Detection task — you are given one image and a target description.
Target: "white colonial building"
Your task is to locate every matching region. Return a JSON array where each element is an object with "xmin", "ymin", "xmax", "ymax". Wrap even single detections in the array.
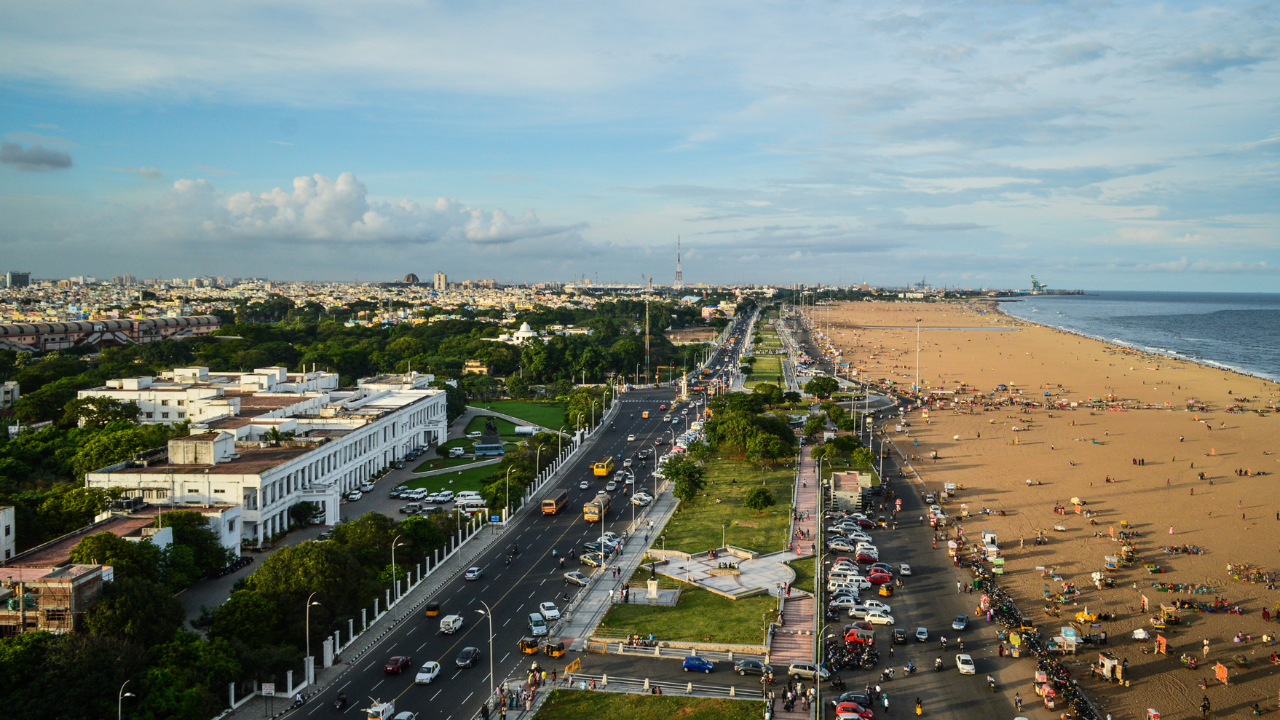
[{"xmin": 85, "ymin": 370, "xmax": 447, "ymax": 546}]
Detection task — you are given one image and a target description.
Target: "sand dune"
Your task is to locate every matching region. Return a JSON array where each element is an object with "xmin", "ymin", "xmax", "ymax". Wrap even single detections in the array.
[{"xmin": 817, "ymin": 300, "xmax": 1280, "ymax": 719}]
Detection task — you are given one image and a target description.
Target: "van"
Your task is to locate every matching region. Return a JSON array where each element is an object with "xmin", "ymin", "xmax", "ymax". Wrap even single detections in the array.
[
  {"xmin": 828, "ymin": 570, "xmax": 862, "ymax": 584},
  {"xmin": 457, "ymin": 491, "xmax": 482, "ymax": 501},
  {"xmin": 528, "ymin": 613, "xmax": 548, "ymax": 636},
  {"xmin": 436, "ymin": 490, "xmax": 455, "ymax": 504},
  {"xmin": 457, "ymin": 497, "xmax": 486, "ymax": 511},
  {"xmin": 440, "ymin": 614, "xmax": 464, "ymax": 634},
  {"xmin": 448, "ymin": 447, "xmax": 466, "ymax": 458}
]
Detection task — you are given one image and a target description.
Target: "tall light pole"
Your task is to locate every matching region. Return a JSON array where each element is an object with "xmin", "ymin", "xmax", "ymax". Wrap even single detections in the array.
[
  {"xmin": 390, "ymin": 536, "xmax": 407, "ymax": 600},
  {"xmin": 476, "ymin": 602, "xmax": 496, "ymax": 703},
  {"xmin": 915, "ymin": 317, "xmax": 922, "ymax": 398},
  {"xmin": 504, "ymin": 466, "xmax": 516, "ymax": 520},
  {"xmin": 557, "ymin": 426, "xmax": 566, "ymax": 457},
  {"xmin": 304, "ymin": 591, "xmax": 322, "ymax": 664},
  {"xmin": 591, "ymin": 400, "xmax": 599, "ymax": 429},
  {"xmin": 118, "ymin": 680, "xmax": 135, "ymax": 720}
]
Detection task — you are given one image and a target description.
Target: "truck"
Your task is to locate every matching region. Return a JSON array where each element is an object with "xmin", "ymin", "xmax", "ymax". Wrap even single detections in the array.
[
  {"xmin": 583, "ymin": 492, "xmax": 610, "ymax": 523},
  {"xmin": 514, "ymin": 425, "xmax": 538, "ymax": 436}
]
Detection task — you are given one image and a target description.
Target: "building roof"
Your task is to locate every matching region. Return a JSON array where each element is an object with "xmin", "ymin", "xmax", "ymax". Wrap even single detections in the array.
[
  {"xmin": 130, "ymin": 445, "xmax": 312, "ymax": 475},
  {"xmin": 171, "ymin": 432, "xmax": 222, "ymax": 442},
  {"xmin": 6, "ymin": 516, "xmax": 155, "ymax": 568}
]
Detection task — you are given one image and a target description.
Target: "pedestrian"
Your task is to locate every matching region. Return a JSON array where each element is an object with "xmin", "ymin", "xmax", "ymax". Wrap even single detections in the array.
[
  {"xmin": 1203, "ymin": 639, "xmax": 1210, "ymax": 658},
  {"xmin": 957, "ymin": 581, "xmax": 962, "ymax": 593},
  {"xmin": 481, "ymin": 703, "xmax": 490, "ymax": 720},
  {"xmin": 883, "ymin": 693, "xmax": 889, "ymax": 713}
]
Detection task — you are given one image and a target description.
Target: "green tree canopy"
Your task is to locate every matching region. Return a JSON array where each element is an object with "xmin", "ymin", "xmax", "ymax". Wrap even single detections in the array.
[
  {"xmin": 743, "ymin": 486, "xmax": 777, "ymax": 511},
  {"xmin": 85, "ymin": 576, "xmax": 185, "ymax": 646},
  {"xmin": 804, "ymin": 376, "xmax": 839, "ymax": 399},
  {"xmin": 59, "ymin": 396, "xmax": 140, "ymax": 429},
  {"xmin": 665, "ymin": 455, "xmax": 707, "ymax": 503},
  {"xmin": 69, "ymin": 531, "xmax": 162, "ymax": 583}
]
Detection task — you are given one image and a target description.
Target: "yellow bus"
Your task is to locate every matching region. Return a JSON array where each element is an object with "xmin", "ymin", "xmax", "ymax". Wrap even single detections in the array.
[
  {"xmin": 541, "ymin": 489, "xmax": 569, "ymax": 515},
  {"xmin": 592, "ymin": 457, "xmax": 615, "ymax": 476}
]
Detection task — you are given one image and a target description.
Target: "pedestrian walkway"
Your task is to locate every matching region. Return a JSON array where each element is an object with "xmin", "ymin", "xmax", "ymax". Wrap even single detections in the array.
[
  {"xmin": 769, "ymin": 594, "xmax": 816, "ymax": 720},
  {"xmin": 792, "ymin": 452, "xmax": 819, "ymax": 556}
]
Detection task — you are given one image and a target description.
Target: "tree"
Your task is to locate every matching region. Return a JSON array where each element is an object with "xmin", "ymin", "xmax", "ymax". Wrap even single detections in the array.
[
  {"xmin": 69, "ymin": 531, "xmax": 162, "ymax": 583},
  {"xmin": 743, "ymin": 486, "xmax": 776, "ymax": 512},
  {"xmin": 752, "ymin": 383, "xmax": 784, "ymax": 406},
  {"xmin": 803, "ymin": 416, "xmax": 826, "ymax": 438},
  {"xmin": 289, "ymin": 501, "xmax": 320, "ymax": 528},
  {"xmin": 804, "ymin": 376, "xmax": 839, "ymax": 400},
  {"xmin": 504, "ymin": 373, "xmax": 529, "ymax": 398},
  {"xmin": 72, "ymin": 423, "xmax": 179, "ymax": 478},
  {"xmin": 85, "ymin": 577, "xmax": 185, "ymax": 646},
  {"xmin": 158, "ymin": 510, "xmax": 234, "ymax": 574},
  {"xmin": 665, "ymin": 455, "xmax": 706, "ymax": 503},
  {"xmin": 782, "ymin": 391, "xmax": 802, "ymax": 405},
  {"xmin": 59, "ymin": 396, "xmax": 140, "ymax": 429}
]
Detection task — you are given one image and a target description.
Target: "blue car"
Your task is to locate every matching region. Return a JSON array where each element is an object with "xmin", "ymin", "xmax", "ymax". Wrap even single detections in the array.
[
  {"xmin": 951, "ymin": 614, "xmax": 969, "ymax": 631},
  {"xmin": 682, "ymin": 655, "xmax": 714, "ymax": 673}
]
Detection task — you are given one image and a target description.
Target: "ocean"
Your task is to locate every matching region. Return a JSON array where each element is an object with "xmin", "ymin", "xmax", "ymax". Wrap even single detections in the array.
[{"xmin": 999, "ymin": 291, "xmax": 1280, "ymax": 382}]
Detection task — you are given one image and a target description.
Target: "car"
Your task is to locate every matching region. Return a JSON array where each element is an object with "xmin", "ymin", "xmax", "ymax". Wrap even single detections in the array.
[
  {"xmin": 654, "ymin": 438, "xmax": 665, "ymax": 446},
  {"xmin": 835, "ymin": 702, "xmax": 874, "ymax": 720},
  {"xmin": 856, "ymin": 552, "xmax": 879, "ymax": 564},
  {"xmin": 659, "ymin": 404, "xmax": 668, "ymax": 411},
  {"xmin": 898, "ymin": 564, "xmax": 912, "ymax": 576},
  {"xmin": 867, "ymin": 573, "xmax": 892, "ymax": 586},
  {"xmin": 734, "ymin": 659, "xmax": 772, "ymax": 676},
  {"xmin": 564, "ymin": 571, "xmax": 589, "ymax": 587},
  {"xmin": 424, "ymin": 492, "xmax": 441, "ymax": 504},
  {"xmin": 846, "ymin": 605, "xmax": 871, "ymax": 619},
  {"xmin": 956, "ymin": 653, "xmax": 976, "ymax": 674},
  {"xmin": 347, "ymin": 491, "xmax": 363, "ymax": 501},
  {"xmin": 623, "ymin": 458, "xmax": 633, "ymax": 467},
  {"xmin": 627, "ymin": 434, "xmax": 636, "ymax": 442},
  {"xmin": 861, "ymin": 599, "xmax": 890, "ymax": 612},
  {"xmin": 466, "ymin": 431, "xmax": 482, "ymax": 439},
  {"xmin": 827, "ymin": 539, "xmax": 856, "ymax": 552},
  {"xmin": 539, "ymin": 602, "xmax": 561, "ymax": 620},
  {"xmin": 869, "ymin": 562, "xmax": 894, "ymax": 575},
  {"xmin": 663, "ymin": 415, "xmax": 672, "ymax": 422},
  {"xmin": 464, "ymin": 566, "xmax": 483, "ymax": 581},
  {"xmin": 456, "ymin": 647, "xmax": 482, "ymax": 668},
  {"xmin": 893, "ymin": 628, "xmax": 908, "ymax": 644},
  {"xmin": 605, "ymin": 481, "xmax": 617, "ymax": 492},
  {"xmin": 579, "ymin": 552, "xmax": 603, "ymax": 567},
  {"xmin": 915, "ymin": 627, "xmax": 929, "ymax": 642},
  {"xmin": 631, "ymin": 493, "xmax": 653, "ymax": 507},
  {"xmin": 392, "ymin": 713, "xmax": 418, "ymax": 720},
  {"xmin": 359, "ymin": 482, "xmax": 375, "ymax": 492},
  {"xmin": 383, "ymin": 655, "xmax": 412, "ymax": 674},
  {"xmin": 848, "ymin": 532, "xmax": 873, "ymax": 544},
  {"xmin": 787, "ymin": 661, "xmax": 829, "ymax": 681},
  {"xmin": 682, "ymin": 655, "xmax": 714, "ymax": 673},
  {"xmin": 952, "ymin": 614, "xmax": 969, "ymax": 631},
  {"xmin": 414, "ymin": 661, "xmax": 441, "ymax": 684},
  {"xmin": 623, "ymin": 473, "xmax": 635, "ymax": 485},
  {"xmin": 831, "ymin": 692, "xmax": 873, "ymax": 709},
  {"xmin": 579, "ymin": 480, "xmax": 590, "ymax": 490},
  {"xmin": 865, "ymin": 610, "xmax": 894, "ymax": 625},
  {"xmin": 846, "ymin": 621, "xmax": 874, "ymax": 633},
  {"xmin": 854, "ymin": 518, "xmax": 876, "ymax": 529},
  {"xmin": 828, "ymin": 596, "xmax": 862, "ymax": 610}
]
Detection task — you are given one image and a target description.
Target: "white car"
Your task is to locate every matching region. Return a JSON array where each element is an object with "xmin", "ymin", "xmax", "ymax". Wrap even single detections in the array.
[
  {"xmin": 865, "ymin": 611, "xmax": 895, "ymax": 626},
  {"xmin": 436, "ymin": 490, "xmax": 455, "ymax": 504},
  {"xmin": 425, "ymin": 492, "xmax": 442, "ymax": 504},
  {"xmin": 605, "ymin": 481, "xmax": 617, "ymax": 492},
  {"xmin": 539, "ymin": 602, "xmax": 561, "ymax": 620},
  {"xmin": 346, "ymin": 491, "xmax": 363, "ymax": 501},
  {"xmin": 579, "ymin": 480, "xmax": 590, "ymax": 490},
  {"xmin": 863, "ymin": 599, "xmax": 891, "ymax": 613},
  {"xmin": 627, "ymin": 434, "xmax": 636, "ymax": 442},
  {"xmin": 415, "ymin": 661, "xmax": 441, "ymax": 684},
  {"xmin": 359, "ymin": 482, "xmax": 375, "ymax": 492},
  {"xmin": 848, "ymin": 532, "xmax": 873, "ymax": 544},
  {"xmin": 899, "ymin": 564, "xmax": 912, "ymax": 576},
  {"xmin": 623, "ymin": 458, "xmax": 633, "ymax": 467},
  {"xmin": 956, "ymin": 654, "xmax": 976, "ymax": 674},
  {"xmin": 632, "ymin": 493, "xmax": 653, "ymax": 507}
]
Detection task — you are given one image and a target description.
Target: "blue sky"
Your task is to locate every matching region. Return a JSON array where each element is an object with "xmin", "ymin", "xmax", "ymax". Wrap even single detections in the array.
[{"xmin": 1, "ymin": 1, "xmax": 1277, "ymax": 290}]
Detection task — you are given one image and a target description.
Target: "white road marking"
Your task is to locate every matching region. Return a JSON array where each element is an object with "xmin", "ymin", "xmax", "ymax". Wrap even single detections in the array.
[
  {"xmin": 468, "ymin": 597, "xmax": 475, "ymax": 605},
  {"xmin": 431, "ymin": 689, "xmax": 443, "ymax": 701},
  {"xmin": 463, "ymin": 692, "xmax": 473, "ymax": 705},
  {"xmin": 503, "ymin": 618, "xmax": 510, "ymax": 627},
  {"xmin": 365, "ymin": 661, "xmax": 376, "ymax": 670},
  {"xmin": 418, "ymin": 642, "xmax": 428, "ymax": 651},
  {"xmin": 452, "ymin": 670, "xmax": 463, "ymax": 679},
  {"xmin": 371, "ymin": 679, "xmax": 384, "ymax": 690},
  {"xmin": 502, "ymin": 652, "xmax": 511, "ymax": 663}
]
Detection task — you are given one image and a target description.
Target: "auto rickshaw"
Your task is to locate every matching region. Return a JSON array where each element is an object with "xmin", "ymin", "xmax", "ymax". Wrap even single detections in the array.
[
  {"xmin": 519, "ymin": 637, "xmax": 541, "ymax": 655},
  {"xmin": 425, "ymin": 602, "xmax": 441, "ymax": 618},
  {"xmin": 879, "ymin": 584, "xmax": 894, "ymax": 597},
  {"xmin": 543, "ymin": 641, "xmax": 566, "ymax": 658}
]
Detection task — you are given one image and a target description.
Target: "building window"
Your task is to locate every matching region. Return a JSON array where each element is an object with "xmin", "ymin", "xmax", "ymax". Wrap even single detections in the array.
[
  {"xmin": 4, "ymin": 524, "xmax": 8, "ymax": 537},
  {"xmin": 214, "ymin": 488, "xmax": 225, "ymax": 494},
  {"xmin": 161, "ymin": 400, "xmax": 170, "ymax": 406},
  {"xmin": 188, "ymin": 488, "xmax": 199, "ymax": 493},
  {"xmin": 161, "ymin": 412, "xmax": 170, "ymax": 419},
  {"xmin": 145, "ymin": 412, "xmax": 154, "ymax": 419},
  {"xmin": 177, "ymin": 400, "xmax": 185, "ymax": 406},
  {"xmin": 3, "ymin": 549, "xmax": 9, "ymax": 560},
  {"xmin": 227, "ymin": 519, "xmax": 236, "ymax": 532},
  {"xmin": 177, "ymin": 411, "xmax": 185, "ymax": 418}
]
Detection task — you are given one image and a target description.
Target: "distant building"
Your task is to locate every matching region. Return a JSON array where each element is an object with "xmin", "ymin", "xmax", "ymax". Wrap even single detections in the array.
[
  {"xmin": 403, "ymin": 273, "xmax": 420, "ymax": 283},
  {"xmin": 0, "ymin": 565, "xmax": 106, "ymax": 635},
  {"xmin": 463, "ymin": 359, "xmax": 490, "ymax": 376},
  {"xmin": 5, "ymin": 271, "xmax": 31, "ymax": 289},
  {"xmin": 1, "ymin": 506, "xmax": 14, "ymax": 562},
  {"xmin": 0, "ymin": 381, "xmax": 17, "ymax": 410},
  {"xmin": 84, "ymin": 369, "xmax": 447, "ymax": 544},
  {"xmin": 434, "ymin": 272, "xmax": 447, "ymax": 291},
  {"xmin": 0, "ymin": 315, "xmax": 220, "ymax": 354}
]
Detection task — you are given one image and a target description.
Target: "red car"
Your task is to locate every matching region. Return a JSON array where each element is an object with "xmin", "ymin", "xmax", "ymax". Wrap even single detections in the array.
[
  {"xmin": 654, "ymin": 438, "xmax": 665, "ymax": 446},
  {"xmin": 846, "ymin": 621, "xmax": 874, "ymax": 632},
  {"xmin": 835, "ymin": 701, "xmax": 874, "ymax": 719},
  {"xmin": 659, "ymin": 404, "xmax": 668, "ymax": 410},
  {"xmin": 867, "ymin": 573, "xmax": 893, "ymax": 585},
  {"xmin": 854, "ymin": 518, "xmax": 877, "ymax": 529},
  {"xmin": 856, "ymin": 552, "xmax": 879, "ymax": 564},
  {"xmin": 383, "ymin": 656, "xmax": 412, "ymax": 674}
]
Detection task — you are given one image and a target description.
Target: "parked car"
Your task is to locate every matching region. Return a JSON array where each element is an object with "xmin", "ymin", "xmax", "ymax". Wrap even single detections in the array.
[
  {"xmin": 865, "ymin": 610, "xmax": 894, "ymax": 625},
  {"xmin": 464, "ymin": 566, "xmax": 483, "ymax": 581},
  {"xmin": 347, "ymin": 491, "xmax": 363, "ymax": 501},
  {"xmin": 631, "ymin": 493, "xmax": 653, "ymax": 507},
  {"xmin": 456, "ymin": 647, "xmax": 482, "ymax": 668},
  {"xmin": 383, "ymin": 656, "xmax": 412, "ymax": 674},
  {"xmin": 539, "ymin": 602, "xmax": 561, "ymax": 620},
  {"xmin": 869, "ymin": 562, "xmax": 894, "ymax": 575},
  {"xmin": 893, "ymin": 629, "xmax": 908, "ymax": 644},
  {"xmin": 682, "ymin": 656, "xmax": 714, "ymax": 673},
  {"xmin": 955, "ymin": 654, "xmax": 975, "ymax": 674},
  {"xmin": 831, "ymin": 692, "xmax": 873, "ymax": 709},
  {"xmin": 863, "ymin": 599, "xmax": 891, "ymax": 613},
  {"xmin": 414, "ymin": 661, "xmax": 441, "ymax": 684},
  {"xmin": 915, "ymin": 627, "xmax": 929, "ymax": 642},
  {"xmin": 579, "ymin": 552, "xmax": 603, "ymax": 567},
  {"xmin": 898, "ymin": 563, "xmax": 912, "ymax": 576},
  {"xmin": 952, "ymin": 614, "xmax": 969, "ymax": 631},
  {"xmin": 563, "ymin": 571, "xmax": 589, "ymax": 587},
  {"xmin": 827, "ymin": 539, "xmax": 857, "ymax": 552},
  {"xmin": 787, "ymin": 661, "xmax": 829, "ymax": 681}
]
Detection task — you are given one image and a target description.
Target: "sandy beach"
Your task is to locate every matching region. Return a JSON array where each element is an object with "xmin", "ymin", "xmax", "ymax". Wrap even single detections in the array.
[{"xmin": 816, "ymin": 300, "xmax": 1280, "ymax": 719}]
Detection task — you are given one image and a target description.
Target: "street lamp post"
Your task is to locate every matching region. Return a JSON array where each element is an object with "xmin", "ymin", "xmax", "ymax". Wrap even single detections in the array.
[
  {"xmin": 118, "ymin": 680, "xmax": 135, "ymax": 720},
  {"xmin": 504, "ymin": 466, "xmax": 516, "ymax": 521},
  {"xmin": 304, "ymin": 592, "xmax": 322, "ymax": 676},
  {"xmin": 915, "ymin": 317, "xmax": 922, "ymax": 397},
  {"xmin": 390, "ymin": 536, "xmax": 407, "ymax": 600},
  {"xmin": 591, "ymin": 400, "xmax": 599, "ymax": 429},
  {"xmin": 476, "ymin": 602, "xmax": 496, "ymax": 704}
]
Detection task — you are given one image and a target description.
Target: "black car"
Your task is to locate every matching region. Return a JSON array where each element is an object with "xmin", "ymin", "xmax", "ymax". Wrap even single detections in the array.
[
  {"xmin": 733, "ymin": 659, "xmax": 773, "ymax": 677},
  {"xmin": 456, "ymin": 647, "xmax": 482, "ymax": 668},
  {"xmin": 893, "ymin": 629, "xmax": 908, "ymax": 644},
  {"xmin": 831, "ymin": 692, "xmax": 872, "ymax": 708}
]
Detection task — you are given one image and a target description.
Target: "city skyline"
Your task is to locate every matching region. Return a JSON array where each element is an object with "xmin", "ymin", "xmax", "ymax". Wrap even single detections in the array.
[{"xmin": 1, "ymin": 1, "xmax": 1278, "ymax": 290}]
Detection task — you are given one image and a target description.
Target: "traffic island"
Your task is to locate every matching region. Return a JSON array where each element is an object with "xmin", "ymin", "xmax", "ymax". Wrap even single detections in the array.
[{"xmin": 537, "ymin": 688, "xmax": 765, "ymax": 720}]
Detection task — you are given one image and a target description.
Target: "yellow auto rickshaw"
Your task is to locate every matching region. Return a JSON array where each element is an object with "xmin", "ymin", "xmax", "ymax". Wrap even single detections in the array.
[
  {"xmin": 879, "ymin": 584, "xmax": 894, "ymax": 597},
  {"xmin": 543, "ymin": 641, "xmax": 566, "ymax": 658},
  {"xmin": 425, "ymin": 602, "xmax": 441, "ymax": 618},
  {"xmin": 519, "ymin": 637, "xmax": 541, "ymax": 655}
]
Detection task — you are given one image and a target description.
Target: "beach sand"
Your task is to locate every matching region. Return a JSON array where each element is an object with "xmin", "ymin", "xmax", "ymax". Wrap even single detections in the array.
[{"xmin": 816, "ymin": 300, "xmax": 1280, "ymax": 719}]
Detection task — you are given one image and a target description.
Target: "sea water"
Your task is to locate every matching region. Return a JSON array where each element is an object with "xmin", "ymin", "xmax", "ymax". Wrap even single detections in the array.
[{"xmin": 1000, "ymin": 291, "xmax": 1280, "ymax": 382}]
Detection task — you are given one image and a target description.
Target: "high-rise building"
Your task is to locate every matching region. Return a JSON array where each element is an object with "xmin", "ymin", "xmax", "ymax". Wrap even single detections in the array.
[
  {"xmin": 434, "ymin": 272, "xmax": 447, "ymax": 291},
  {"xmin": 674, "ymin": 238, "xmax": 683, "ymax": 288},
  {"xmin": 5, "ymin": 271, "xmax": 31, "ymax": 288}
]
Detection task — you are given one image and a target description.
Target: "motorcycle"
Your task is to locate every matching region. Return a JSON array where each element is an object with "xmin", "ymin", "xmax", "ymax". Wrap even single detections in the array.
[
  {"xmin": 334, "ymin": 696, "xmax": 348, "ymax": 711},
  {"xmin": 934, "ymin": 658, "xmax": 944, "ymax": 671},
  {"xmin": 904, "ymin": 663, "xmax": 916, "ymax": 676},
  {"xmin": 987, "ymin": 676, "xmax": 997, "ymax": 693}
]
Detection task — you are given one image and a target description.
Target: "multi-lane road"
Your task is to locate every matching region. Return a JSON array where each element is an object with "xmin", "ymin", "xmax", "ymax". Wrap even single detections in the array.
[{"xmin": 301, "ymin": 317, "xmax": 753, "ymax": 719}]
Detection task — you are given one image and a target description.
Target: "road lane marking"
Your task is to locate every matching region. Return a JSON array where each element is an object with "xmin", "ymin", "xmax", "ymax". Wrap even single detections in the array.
[
  {"xmin": 502, "ymin": 652, "xmax": 510, "ymax": 662},
  {"xmin": 431, "ymin": 689, "xmax": 443, "ymax": 700},
  {"xmin": 452, "ymin": 670, "xmax": 463, "ymax": 679},
  {"xmin": 418, "ymin": 642, "xmax": 428, "ymax": 651},
  {"xmin": 365, "ymin": 661, "xmax": 376, "ymax": 670},
  {"xmin": 372, "ymin": 679, "xmax": 384, "ymax": 690},
  {"xmin": 503, "ymin": 618, "xmax": 510, "ymax": 626},
  {"xmin": 463, "ymin": 692, "xmax": 473, "ymax": 705}
]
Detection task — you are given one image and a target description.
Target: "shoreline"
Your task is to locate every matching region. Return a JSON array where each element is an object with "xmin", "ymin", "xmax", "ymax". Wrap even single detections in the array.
[{"xmin": 991, "ymin": 298, "xmax": 1280, "ymax": 384}]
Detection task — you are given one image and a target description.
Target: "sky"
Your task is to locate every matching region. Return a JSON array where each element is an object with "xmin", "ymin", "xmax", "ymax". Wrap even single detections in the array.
[{"xmin": 1, "ymin": 1, "xmax": 1278, "ymax": 291}]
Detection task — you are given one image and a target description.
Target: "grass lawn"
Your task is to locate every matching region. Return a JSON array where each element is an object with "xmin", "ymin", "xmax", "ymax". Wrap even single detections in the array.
[
  {"xmin": 400, "ymin": 463, "xmax": 500, "ymax": 493},
  {"xmin": 412, "ymin": 455, "xmax": 490, "ymax": 473},
  {"xmin": 596, "ymin": 578, "xmax": 778, "ymax": 645},
  {"xmin": 465, "ymin": 413, "xmax": 519, "ymax": 436},
  {"xmin": 472, "ymin": 400, "xmax": 566, "ymax": 429},
  {"xmin": 786, "ymin": 557, "xmax": 816, "ymax": 594},
  {"xmin": 661, "ymin": 458, "xmax": 794, "ymax": 555},
  {"xmin": 537, "ymin": 690, "xmax": 764, "ymax": 720},
  {"xmin": 745, "ymin": 356, "xmax": 783, "ymax": 388}
]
